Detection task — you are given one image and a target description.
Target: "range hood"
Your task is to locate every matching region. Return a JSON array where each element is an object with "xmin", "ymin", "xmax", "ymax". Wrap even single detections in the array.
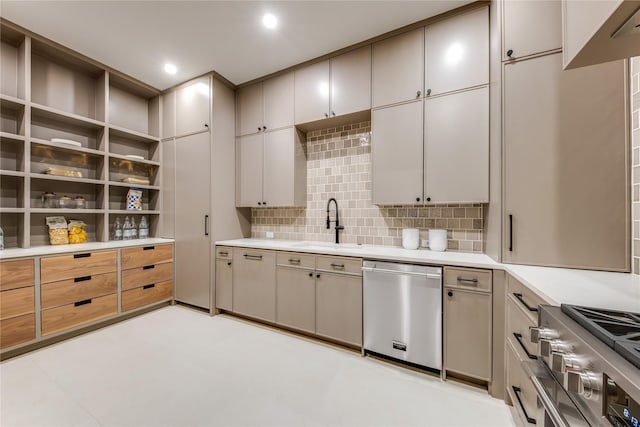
[{"xmin": 563, "ymin": 0, "xmax": 640, "ymax": 70}]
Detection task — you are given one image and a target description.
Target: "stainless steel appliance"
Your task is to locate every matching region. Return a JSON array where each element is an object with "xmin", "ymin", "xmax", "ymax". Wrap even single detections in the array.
[
  {"xmin": 362, "ymin": 260, "xmax": 442, "ymax": 371},
  {"xmin": 527, "ymin": 305, "xmax": 640, "ymax": 426}
]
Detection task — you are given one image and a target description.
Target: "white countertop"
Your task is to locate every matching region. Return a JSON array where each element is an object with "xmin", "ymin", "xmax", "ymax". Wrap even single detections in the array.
[
  {"xmin": 216, "ymin": 238, "xmax": 640, "ymax": 312},
  {"xmin": 0, "ymin": 238, "xmax": 175, "ymax": 259}
]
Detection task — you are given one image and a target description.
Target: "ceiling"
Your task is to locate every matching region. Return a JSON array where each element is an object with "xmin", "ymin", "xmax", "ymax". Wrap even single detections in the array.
[{"xmin": 0, "ymin": 1, "xmax": 472, "ymax": 90}]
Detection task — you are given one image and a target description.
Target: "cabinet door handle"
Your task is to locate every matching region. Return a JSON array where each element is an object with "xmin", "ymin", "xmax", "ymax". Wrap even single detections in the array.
[
  {"xmin": 511, "ymin": 386, "xmax": 536, "ymax": 424},
  {"xmin": 416, "ymin": 197, "xmax": 421, "ymax": 202},
  {"xmin": 331, "ymin": 111, "xmax": 335, "ymax": 116},
  {"xmin": 263, "ymin": 125, "xmax": 267, "ymax": 130},
  {"xmin": 513, "ymin": 333, "xmax": 538, "ymax": 360},
  {"xmin": 324, "ymin": 112, "xmax": 329, "ymax": 118},
  {"xmin": 513, "ymin": 293, "xmax": 538, "ymax": 312},
  {"xmin": 258, "ymin": 127, "xmax": 262, "ymax": 132},
  {"xmin": 143, "ymin": 265, "xmax": 155, "ymax": 270},
  {"xmin": 74, "ymin": 276, "xmax": 91, "ymax": 283},
  {"xmin": 509, "ymin": 214, "xmax": 513, "ymax": 252},
  {"xmin": 316, "ymin": 273, "xmax": 321, "ymax": 278},
  {"xmin": 143, "ymin": 284, "xmax": 156, "ymax": 290},
  {"xmin": 74, "ymin": 299, "xmax": 92, "ymax": 307},
  {"xmin": 74, "ymin": 253, "xmax": 91, "ymax": 259},
  {"xmin": 447, "ymin": 291, "xmax": 453, "ymax": 297},
  {"xmin": 426, "ymin": 197, "xmax": 431, "ymax": 202},
  {"xmin": 506, "ymin": 49, "xmax": 514, "ymax": 58},
  {"xmin": 227, "ymin": 261, "xmax": 232, "ymax": 266},
  {"xmin": 244, "ymin": 254, "xmax": 263, "ymax": 260},
  {"xmin": 416, "ymin": 90, "xmax": 421, "ymax": 97},
  {"xmin": 426, "ymin": 89, "xmax": 431, "ymax": 96},
  {"xmin": 330, "ymin": 263, "xmax": 345, "ymax": 269},
  {"xmin": 288, "ymin": 258, "xmax": 301, "ymax": 264},
  {"xmin": 308, "ymin": 272, "xmax": 313, "ymax": 277},
  {"xmin": 457, "ymin": 277, "xmax": 478, "ymax": 285},
  {"xmin": 143, "ymin": 246, "xmax": 155, "ymax": 251},
  {"xmin": 204, "ymin": 215, "xmax": 209, "ymax": 236},
  {"xmin": 204, "ymin": 123, "xmax": 209, "ymax": 128}
]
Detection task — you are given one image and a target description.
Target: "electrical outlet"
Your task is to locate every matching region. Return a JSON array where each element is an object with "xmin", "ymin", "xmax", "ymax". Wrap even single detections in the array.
[
  {"xmin": 266, "ymin": 231, "xmax": 274, "ymax": 238},
  {"xmin": 421, "ymin": 239, "xmax": 429, "ymax": 248}
]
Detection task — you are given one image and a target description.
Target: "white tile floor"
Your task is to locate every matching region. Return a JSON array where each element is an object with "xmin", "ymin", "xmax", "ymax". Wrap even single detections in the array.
[{"xmin": 1, "ymin": 306, "xmax": 515, "ymax": 427}]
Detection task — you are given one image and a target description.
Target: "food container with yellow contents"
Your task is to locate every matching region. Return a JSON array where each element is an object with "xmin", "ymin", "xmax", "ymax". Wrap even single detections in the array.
[{"xmin": 68, "ymin": 220, "xmax": 88, "ymax": 244}]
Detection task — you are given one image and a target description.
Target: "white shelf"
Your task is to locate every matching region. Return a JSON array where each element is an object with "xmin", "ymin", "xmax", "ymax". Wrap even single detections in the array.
[
  {"xmin": 109, "ymin": 210, "xmax": 160, "ymax": 215},
  {"xmin": 30, "ymin": 208, "xmax": 106, "ymax": 215},
  {"xmin": 0, "ymin": 208, "xmax": 25, "ymax": 214},
  {"xmin": 31, "ymin": 137, "xmax": 106, "ymax": 157},
  {"xmin": 0, "ymin": 94, "xmax": 26, "ymax": 108},
  {"xmin": 30, "ymin": 173, "xmax": 106, "ymax": 186},
  {"xmin": 109, "ymin": 125, "xmax": 160, "ymax": 143},
  {"xmin": 31, "ymin": 102, "xmax": 106, "ymax": 130},
  {"xmin": 0, "ymin": 132, "xmax": 26, "ymax": 142},
  {"xmin": 0, "ymin": 170, "xmax": 25, "ymax": 178},
  {"xmin": 108, "ymin": 181, "xmax": 160, "ymax": 191},
  {"xmin": 108, "ymin": 153, "xmax": 159, "ymax": 167}
]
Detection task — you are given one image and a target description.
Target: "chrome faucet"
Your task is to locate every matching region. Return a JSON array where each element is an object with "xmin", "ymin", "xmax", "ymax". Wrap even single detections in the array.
[{"xmin": 326, "ymin": 198, "xmax": 344, "ymax": 244}]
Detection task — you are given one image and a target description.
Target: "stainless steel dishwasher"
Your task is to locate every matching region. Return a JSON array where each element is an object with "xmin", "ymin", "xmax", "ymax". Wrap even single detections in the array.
[{"xmin": 362, "ymin": 260, "xmax": 442, "ymax": 371}]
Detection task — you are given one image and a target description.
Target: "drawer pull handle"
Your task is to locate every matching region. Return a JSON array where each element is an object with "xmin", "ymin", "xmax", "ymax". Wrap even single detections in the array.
[
  {"xmin": 511, "ymin": 386, "xmax": 536, "ymax": 424},
  {"xmin": 219, "ymin": 251, "xmax": 228, "ymax": 256},
  {"xmin": 457, "ymin": 277, "xmax": 478, "ymax": 285},
  {"xmin": 73, "ymin": 253, "xmax": 91, "ymax": 259},
  {"xmin": 244, "ymin": 254, "xmax": 262, "ymax": 260},
  {"xmin": 330, "ymin": 263, "xmax": 345, "ymax": 268},
  {"xmin": 74, "ymin": 276, "xmax": 91, "ymax": 283},
  {"xmin": 143, "ymin": 265, "xmax": 155, "ymax": 270},
  {"xmin": 143, "ymin": 284, "xmax": 156, "ymax": 290},
  {"xmin": 513, "ymin": 333, "xmax": 538, "ymax": 360},
  {"xmin": 143, "ymin": 246, "xmax": 155, "ymax": 251},
  {"xmin": 514, "ymin": 292, "xmax": 538, "ymax": 312},
  {"xmin": 74, "ymin": 299, "xmax": 92, "ymax": 307},
  {"xmin": 288, "ymin": 258, "xmax": 301, "ymax": 264}
]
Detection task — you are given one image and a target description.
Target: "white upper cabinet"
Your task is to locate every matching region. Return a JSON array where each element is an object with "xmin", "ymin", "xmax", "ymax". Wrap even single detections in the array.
[
  {"xmin": 175, "ymin": 76, "xmax": 210, "ymax": 137},
  {"xmin": 425, "ymin": 7, "xmax": 489, "ymax": 96},
  {"xmin": 372, "ymin": 28, "xmax": 424, "ymax": 108},
  {"xmin": 263, "ymin": 72, "xmax": 294, "ymax": 132},
  {"xmin": 424, "ymin": 86, "xmax": 488, "ymax": 203},
  {"xmin": 330, "ymin": 46, "xmax": 372, "ymax": 117},
  {"xmin": 236, "ymin": 81, "xmax": 263, "ymax": 136},
  {"xmin": 294, "ymin": 60, "xmax": 330, "ymax": 124},
  {"xmin": 237, "ymin": 72, "xmax": 294, "ymax": 137},
  {"xmin": 503, "ymin": 0, "xmax": 562, "ymax": 60},
  {"xmin": 236, "ymin": 133, "xmax": 264, "ymax": 207}
]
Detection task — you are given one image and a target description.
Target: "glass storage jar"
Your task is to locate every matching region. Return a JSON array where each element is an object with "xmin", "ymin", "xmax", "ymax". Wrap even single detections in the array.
[
  {"xmin": 42, "ymin": 192, "xmax": 56, "ymax": 209},
  {"xmin": 73, "ymin": 196, "xmax": 86, "ymax": 209},
  {"xmin": 58, "ymin": 195, "xmax": 72, "ymax": 209}
]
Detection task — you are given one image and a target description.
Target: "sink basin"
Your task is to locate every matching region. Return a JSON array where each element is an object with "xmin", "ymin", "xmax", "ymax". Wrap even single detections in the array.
[{"xmin": 291, "ymin": 241, "xmax": 363, "ymax": 251}]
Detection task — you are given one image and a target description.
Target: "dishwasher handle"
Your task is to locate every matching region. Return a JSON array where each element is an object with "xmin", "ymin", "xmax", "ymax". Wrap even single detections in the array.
[{"xmin": 362, "ymin": 266, "xmax": 441, "ymax": 280}]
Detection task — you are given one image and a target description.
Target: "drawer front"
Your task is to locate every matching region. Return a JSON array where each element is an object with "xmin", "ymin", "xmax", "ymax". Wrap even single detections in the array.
[
  {"xmin": 121, "ymin": 262, "xmax": 173, "ymax": 291},
  {"xmin": 316, "ymin": 255, "xmax": 362, "ymax": 276},
  {"xmin": 0, "ymin": 287, "xmax": 35, "ymax": 320},
  {"xmin": 276, "ymin": 252, "xmax": 315, "ymax": 269},
  {"xmin": 41, "ymin": 272, "xmax": 117, "ymax": 310},
  {"xmin": 507, "ymin": 274, "xmax": 546, "ymax": 324},
  {"xmin": 506, "ymin": 340, "xmax": 538, "ymax": 426},
  {"xmin": 215, "ymin": 246, "xmax": 233, "ymax": 260},
  {"xmin": 0, "ymin": 313, "xmax": 35, "ymax": 349},
  {"xmin": 507, "ymin": 295, "xmax": 539, "ymax": 362},
  {"xmin": 122, "ymin": 280, "xmax": 173, "ymax": 312},
  {"xmin": 444, "ymin": 266, "xmax": 492, "ymax": 292},
  {"xmin": 42, "ymin": 293, "xmax": 117, "ymax": 336},
  {"xmin": 41, "ymin": 251, "xmax": 117, "ymax": 284},
  {"xmin": 0, "ymin": 259, "xmax": 35, "ymax": 291},
  {"xmin": 121, "ymin": 244, "xmax": 173, "ymax": 270}
]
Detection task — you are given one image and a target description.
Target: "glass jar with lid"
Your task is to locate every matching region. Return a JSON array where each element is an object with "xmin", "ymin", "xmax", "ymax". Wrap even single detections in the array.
[
  {"xmin": 58, "ymin": 195, "xmax": 72, "ymax": 209},
  {"xmin": 42, "ymin": 192, "xmax": 56, "ymax": 209},
  {"xmin": 73, "ymin": 196, "xmax": 86, "ymax": 209}
]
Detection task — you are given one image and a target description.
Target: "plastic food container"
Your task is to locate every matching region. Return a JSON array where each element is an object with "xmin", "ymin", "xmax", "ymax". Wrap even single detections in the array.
[{"xmin": 68, "ymin": 220, "xmax": 87, "ymax": 244}]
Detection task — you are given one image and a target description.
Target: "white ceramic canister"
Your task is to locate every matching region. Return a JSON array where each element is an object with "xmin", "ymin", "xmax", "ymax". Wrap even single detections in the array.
[
  {"xmin": 402, "ymin": 228, "xmax": 420, "ymax": 250},
  {"xmin": 428, "ymin": 229, "xmax": 448, "ymax": 251}
]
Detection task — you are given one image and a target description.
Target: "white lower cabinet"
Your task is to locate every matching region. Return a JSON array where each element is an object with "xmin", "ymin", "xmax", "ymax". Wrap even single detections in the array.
[
  {"xmin": 315, "ymin": 272, "xmax": 362, "ymax": 347},
  {"xmin": 232, "ymin": 248, "xmax": 276, "ymax": 322},
  {"xmin": 276, "ymin": 266, "xmax": 316, "ymax": 334}
]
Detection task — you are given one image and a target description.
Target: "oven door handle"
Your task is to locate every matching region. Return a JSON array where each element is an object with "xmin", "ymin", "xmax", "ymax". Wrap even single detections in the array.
[{"xmin": 530, "ymin": 375, "xmax": 569, "ymax": 427}]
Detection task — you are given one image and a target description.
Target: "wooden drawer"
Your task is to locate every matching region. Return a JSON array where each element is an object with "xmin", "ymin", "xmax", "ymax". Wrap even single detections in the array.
[
  {"xmin": 444, "ymin": 266, "xmax": 492, "ymax": 292},
  {"xmin": 215, "ymin": 246, "xmax": 233, "ymax": 260},
  {"xmin": 122, "ymin": 262, "xmax": 173, "ymax": 291},
  {"xmin": 41, "ymin": 293, "xmax": 117, "ymax": 336},
  {"xmin": 121, "ymin": 244, "xmax": 173, "ymax": 269},
  {"xmin": 122, "ymin": 280, "xmax": 172, "ymax": 312},
  {"xmin": 41, "ymin": 251, "xmax": 117, "ymax": 284},
  {"xmin": 506, "ymin": 295, "xmax": 539, "ymax": 362},
  {"xmin": 0, "ymin": 259, "xmax": 35, "ymax": 291},
  {"xmin": 0, "ymin": 287, "xmax": 34, "ymax": 321},
  {"xmin": 506, "ymin": 340, "xmax": 538, "ymax": 425},
  {"xmin": 316, "ymin": 255, "xmax": 362, "ymax": 276},
  {"xmin": 507, "ymin": 274, "xmax": 546, "ymax": 324},
  {"xmin": 41, "ymin": 272, "xmax": 117, "ymax": 310},
  {"xmin": 276, "ymin": 252, "xmax": 315, "ymax": 269},
  {"xmin": 0, "ymin": 313, "xmax": 35, "ymax": 349}
]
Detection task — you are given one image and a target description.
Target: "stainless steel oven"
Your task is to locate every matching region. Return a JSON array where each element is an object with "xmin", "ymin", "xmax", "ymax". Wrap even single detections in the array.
[{"xmin": 527, "ymin": 305, "xmax": 640, "ymax": 427}]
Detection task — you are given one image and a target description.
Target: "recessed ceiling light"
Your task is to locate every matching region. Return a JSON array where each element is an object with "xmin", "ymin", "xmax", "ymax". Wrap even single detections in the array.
[
  {"xmin": 164, "ymin": 63, "xmax": 177, "ymax": 75},
  {"xmin": 262, "ymin": 13, "xmax": 277, "ymax": 29}
]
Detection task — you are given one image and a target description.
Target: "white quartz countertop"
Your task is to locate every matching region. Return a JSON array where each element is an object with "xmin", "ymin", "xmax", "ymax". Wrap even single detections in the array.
[
  {"xmin": 0, "ymin": 238, "xmax": 175, "ymax": 259},
  {"xmin": 215, "ymin": 238, "xmax": 640, "ymax": 312}
]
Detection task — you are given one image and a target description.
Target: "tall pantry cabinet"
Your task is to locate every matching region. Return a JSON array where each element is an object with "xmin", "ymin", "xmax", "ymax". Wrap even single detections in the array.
[
  {"xmin": 495, "ymin": 0, "xmax": 629, "ymax": 272},
  {"xmin": 161, "ymin": 76, "xmax": 249, "ymax": 310}
]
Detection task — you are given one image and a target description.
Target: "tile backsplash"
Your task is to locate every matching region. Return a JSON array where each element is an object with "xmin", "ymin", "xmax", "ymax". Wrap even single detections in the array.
[{"xmin": 251, "ymin": 121, "xmax": 485, "ymax": 252}]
